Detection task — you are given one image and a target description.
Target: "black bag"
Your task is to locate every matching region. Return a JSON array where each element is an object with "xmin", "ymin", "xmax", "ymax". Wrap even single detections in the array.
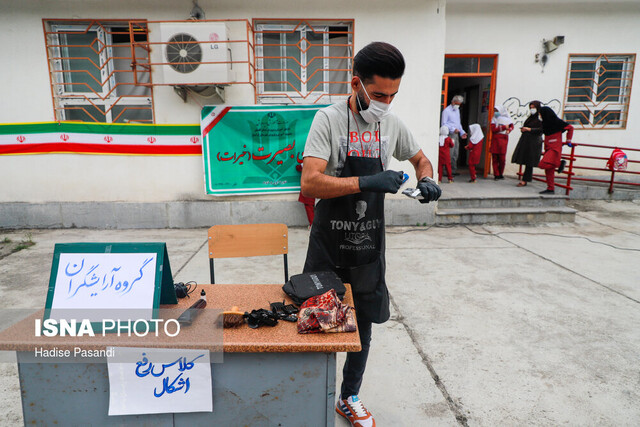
[{"xmin": 282, "ymin": 271, "xmax": 346, "ymax": 306}]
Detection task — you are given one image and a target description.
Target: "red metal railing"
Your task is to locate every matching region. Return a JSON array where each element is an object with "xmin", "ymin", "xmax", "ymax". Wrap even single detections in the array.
[{"xmin": 519, "ymin": 142, "xmax": 640, "ymax": 196}]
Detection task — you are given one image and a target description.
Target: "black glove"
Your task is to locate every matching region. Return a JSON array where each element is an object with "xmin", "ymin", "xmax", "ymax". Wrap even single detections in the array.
[
  {"xmin": 417, "ymin": 176, "xmax": 442, "ymax": 203},
  {"xmin": 359, "ymin": 170, "xmax": 404, "ymax": 194}
]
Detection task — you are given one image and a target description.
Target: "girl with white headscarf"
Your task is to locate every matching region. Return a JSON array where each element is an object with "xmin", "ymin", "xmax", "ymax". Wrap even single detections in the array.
[
  {"xmin": 465, "ymin": 124, "xmax": 484, "ymax": 182},
  {"xmin": 490, "ymin": 105, "xmax": 514, "ymax": 180},
  {"xmin": 438, "ymin": 125, "xmax": 455, "ymax": 182}
]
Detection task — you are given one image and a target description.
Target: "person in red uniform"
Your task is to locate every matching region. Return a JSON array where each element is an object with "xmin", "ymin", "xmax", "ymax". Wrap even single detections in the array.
[
  {"xmin": 466, "ymin": 123, "xmax": 484, "ymax": 182},
  {"xmin": 537, "ymin": 106, "xmax": 574, "ymax": 194},
  {"xmin": 438, "ymin": 125, "xmax": 454, "ymax": 183},
  {"xmin": 490, "ymin": 105, "xmax": 514, "ymax": 180}
]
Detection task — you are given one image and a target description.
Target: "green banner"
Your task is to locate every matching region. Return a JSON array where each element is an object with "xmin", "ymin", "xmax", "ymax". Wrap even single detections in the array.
[{"xmin": 201, "ymin": 105, "xmax": 326, "ymax": 196}]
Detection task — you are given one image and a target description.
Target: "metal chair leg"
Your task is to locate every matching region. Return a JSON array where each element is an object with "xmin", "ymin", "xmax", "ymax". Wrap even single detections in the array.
[{"xmin": 283, "ymin": 254, "xmax": 289, "ymax": 283}]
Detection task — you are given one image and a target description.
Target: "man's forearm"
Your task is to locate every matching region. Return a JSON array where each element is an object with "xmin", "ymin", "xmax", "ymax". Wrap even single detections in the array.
[
  {"xmin": 413, "ymin": 155, "xmax": 434, "ymax": 181},
  {"xmin": 301, "ymin": 172, "xmax": 361, "ymax": 199}
]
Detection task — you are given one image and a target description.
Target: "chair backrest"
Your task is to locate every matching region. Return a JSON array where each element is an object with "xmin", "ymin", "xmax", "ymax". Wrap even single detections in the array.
[{"xmin": 207, "ymin": 223, "xmax": 289, "ymax": 284}]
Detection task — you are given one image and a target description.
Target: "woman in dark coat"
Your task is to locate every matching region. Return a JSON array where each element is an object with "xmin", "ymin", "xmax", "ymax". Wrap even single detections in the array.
[{"xmin": 511, "ymin": 100, "xmax": 543, "ymax": 187}]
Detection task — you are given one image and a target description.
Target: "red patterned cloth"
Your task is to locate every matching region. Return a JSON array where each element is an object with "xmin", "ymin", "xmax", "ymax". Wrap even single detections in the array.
[{"xmin": 297, "ymin": 289, "xmax": 356, "ymax": 334}]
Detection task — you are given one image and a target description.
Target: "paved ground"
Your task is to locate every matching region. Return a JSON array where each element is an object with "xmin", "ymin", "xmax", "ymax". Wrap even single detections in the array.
[{"xmin": 1, "ymin": 199, "xmax": 639, "ymax": 426}]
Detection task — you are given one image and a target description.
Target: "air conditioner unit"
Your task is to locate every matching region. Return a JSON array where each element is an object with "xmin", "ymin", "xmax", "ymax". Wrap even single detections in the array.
[{"xmin": 149, "ymin": 22, "xmax": 235, "ymax": 85}]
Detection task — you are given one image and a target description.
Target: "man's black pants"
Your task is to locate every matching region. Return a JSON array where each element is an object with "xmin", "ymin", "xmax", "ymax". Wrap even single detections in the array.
[{"xmin": 340, "ymin": 316, "xmax": 373, "ymax": 399}]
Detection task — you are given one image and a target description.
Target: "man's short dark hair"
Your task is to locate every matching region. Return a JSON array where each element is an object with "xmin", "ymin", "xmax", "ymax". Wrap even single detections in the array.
[{"xmin": 353, "ymin": 42, "xmax": 405, "ymax": 83}]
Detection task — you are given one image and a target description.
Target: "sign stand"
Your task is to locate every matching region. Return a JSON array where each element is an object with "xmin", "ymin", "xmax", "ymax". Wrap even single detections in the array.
[{"xmin": 43, "ymin": 242, "xmax": 177, "ymax": 330}]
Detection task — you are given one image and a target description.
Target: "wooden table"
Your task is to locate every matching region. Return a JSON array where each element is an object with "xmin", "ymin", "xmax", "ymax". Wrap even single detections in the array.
[{"xmin": 0, "ymin": 284, "xmax": 360, "ymax": 426}]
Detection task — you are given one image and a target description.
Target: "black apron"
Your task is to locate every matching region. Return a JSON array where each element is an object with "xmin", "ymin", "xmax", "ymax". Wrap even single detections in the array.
[{"xmin": 302, "ymin": 101, "xmax": 389, "ymax": 324}]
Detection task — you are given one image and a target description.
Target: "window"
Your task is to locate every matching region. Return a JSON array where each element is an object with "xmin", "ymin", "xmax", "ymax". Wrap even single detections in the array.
[
  {"xmin": 445, "ymin": 57, "xmax": 478, "ymax": 74},
  {"xmin": 45, "ymin": 20, "xmax": 154, "ymax": 123},
  {"xmin": 563, "ymin": 54, "xmax": 635, "ymax": 129},
  {"xmin": 443, "ymin": 56, "xmax": 496, "ymax": 74},
  {"xmin": 254, "ymin": 20, "xmax": 353, "ymax": 104}
]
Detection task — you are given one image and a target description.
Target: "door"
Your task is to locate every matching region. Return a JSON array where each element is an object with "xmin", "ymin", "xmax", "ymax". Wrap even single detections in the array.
[{"xmin": 441, "ymin": 55, "xmax": 498, "ymax": 178}]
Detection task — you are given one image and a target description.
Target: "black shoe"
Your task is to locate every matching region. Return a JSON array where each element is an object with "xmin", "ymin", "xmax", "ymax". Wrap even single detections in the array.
[
  {"xmin": 495, "ymin": 175, "xmax": 504, "ymax": 180},
  {"xmin": 557, "ymin": 160, "xmax": 566, "ymax": 174},
  {"xmin": 539, "ymin": 189, "xmax": 555, "ymax": 194}
]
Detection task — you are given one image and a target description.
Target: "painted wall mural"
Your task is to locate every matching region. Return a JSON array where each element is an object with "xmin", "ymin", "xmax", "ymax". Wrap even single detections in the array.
[{"xmin": 502, "ymin": 97, "xmax": 561, "ymax": 127}]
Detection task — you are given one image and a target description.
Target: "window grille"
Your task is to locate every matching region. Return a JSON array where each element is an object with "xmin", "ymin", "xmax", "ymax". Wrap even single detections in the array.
[
  {"xmin": 254, "ymin": 19, "xmax": 353, "ymax": 104},
  {"xmin": 44, "ymin": 19, "xmax": 154, "ymax": 123},
  {"xmin": 563, "ymin": 54, "xmax": 635, "ymax": 129}
]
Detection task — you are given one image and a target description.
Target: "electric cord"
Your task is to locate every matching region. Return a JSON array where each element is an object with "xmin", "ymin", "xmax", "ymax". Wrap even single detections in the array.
[
  {"xmin": 387, "ymin": 227, "xmax": 433, "ymax": 234},
  {"xmin": 387, "ymin": 224, "xmax": 458, "ymax": 234},
  {"xmin": 463, "ymin": 225, "xmax": 640, "ymax": 252},
  {"xmin": 386, "ymin": 224, "xmax": 640, "ymax": 252},
  {"xmin": 573, "ymin": 211, "xmax": 640, "ymax": 238},
  {"xmin": 174, "ymin": 281, "xmax": 198, "ymax": 298}
]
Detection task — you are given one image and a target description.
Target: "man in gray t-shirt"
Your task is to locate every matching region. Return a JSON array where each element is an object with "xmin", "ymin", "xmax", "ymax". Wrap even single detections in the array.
[
  {"xmin": 300, "ymin": 42, "xmax": 441, "ymax": 425},
  {"xmin": 304, "ymin": 100, "xmax": 421, "ymax": 177}
]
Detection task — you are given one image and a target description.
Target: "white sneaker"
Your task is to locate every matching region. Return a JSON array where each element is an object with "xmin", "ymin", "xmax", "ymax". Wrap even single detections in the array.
[{"xmin": 336, "ymin": 395, "xmax": 375, "ymax": 427}]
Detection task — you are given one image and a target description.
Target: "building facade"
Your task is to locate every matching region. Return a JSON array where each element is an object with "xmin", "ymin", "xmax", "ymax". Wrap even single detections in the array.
[{"xmin": 0, "ymin": 0, "xmax": 638, "ymax": 226}]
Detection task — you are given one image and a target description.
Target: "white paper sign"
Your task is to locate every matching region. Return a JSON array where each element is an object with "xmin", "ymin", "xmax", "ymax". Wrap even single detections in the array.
[
  {"xmin": 107, "ymin": 346, "xmax": 212, "ymax": 416},
  {"xmin": 50, "ymin": 253, "xmax": 157, "ymax": 321}
]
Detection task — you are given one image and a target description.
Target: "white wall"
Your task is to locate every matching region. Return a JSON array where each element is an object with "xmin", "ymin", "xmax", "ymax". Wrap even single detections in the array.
[
  {"xmin": 0, "ymin": 0, "xmax": 444, "ymax": 202},
  {"xmin": 446, "ymin": 1, "xmax": 640, "ymax": 176}
]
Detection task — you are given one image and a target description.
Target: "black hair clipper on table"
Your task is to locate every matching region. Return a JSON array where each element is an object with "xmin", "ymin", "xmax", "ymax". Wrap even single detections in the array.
[
  {"xmin": 177, "ymin": 290, "xmax": 207, "ymax": 325},
  {"xmin": 244, "ymin": 309, "xmax": 279, "ymax": 329},
  {"xmin": 270, "ymin": 301, "xmax": 298, "ymax": 322}
]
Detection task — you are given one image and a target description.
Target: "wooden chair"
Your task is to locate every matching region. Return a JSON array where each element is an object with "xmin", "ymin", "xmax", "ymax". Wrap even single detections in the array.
[{"xmin": 207, "ymin": 223, "xmax": 289, "ymax": 284}]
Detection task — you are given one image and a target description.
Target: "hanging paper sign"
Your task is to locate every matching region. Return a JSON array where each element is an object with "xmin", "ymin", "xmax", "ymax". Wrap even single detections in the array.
[
  {"xmin": 0, "ymin": 122, "xmax": 201, "ymax": 155},
  {"xmin": 201, "ymin": 104, "xmax": 327, "ymax": 196},
  {"xmin": 107, "ymin": 346, "xmax": 212, "ymax": 415}
]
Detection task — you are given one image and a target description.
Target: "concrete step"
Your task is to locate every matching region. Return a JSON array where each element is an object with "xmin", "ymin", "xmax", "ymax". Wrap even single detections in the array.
[
  {"xmin": 438, "ymin": 195, "xmax": 567, "ymax": 210},
  {"xmin": 435, "ymin": 206, "xmax": 577, "ymax": 225}
]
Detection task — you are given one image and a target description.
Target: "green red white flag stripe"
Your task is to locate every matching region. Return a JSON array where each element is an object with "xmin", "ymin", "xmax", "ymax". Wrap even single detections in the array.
[
  {"xmin": 0, "ymin": 122, "xmax": 201, "ymax": 155},
  {"xmin": 200, "ymin": 106, "xmax": 232, "ymax": 138}
]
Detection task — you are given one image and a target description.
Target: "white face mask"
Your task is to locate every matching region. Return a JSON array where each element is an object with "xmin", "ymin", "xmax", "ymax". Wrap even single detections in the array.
[
  {"xmin": 357, "ymin": 82, "xmax": 392, "ymax": 124},
  {"xmin": 530, "ymin": 108, "xmax": 537, "ymax": 115},
  {"xmin": 452, "ymin": 104, "xmax": 460, "ymax": 110}
]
